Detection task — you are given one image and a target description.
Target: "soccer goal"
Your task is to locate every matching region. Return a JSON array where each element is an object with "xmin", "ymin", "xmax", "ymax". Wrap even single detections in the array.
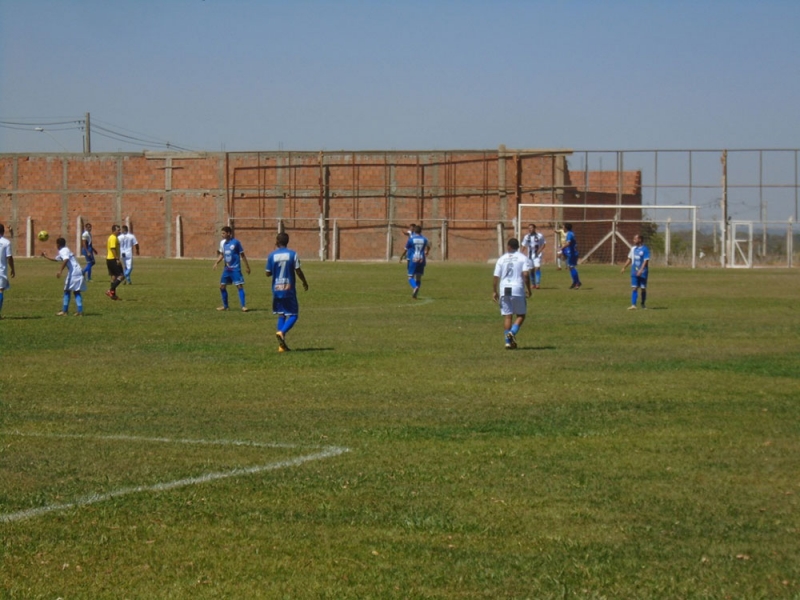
[{"xmin": 517, "ymin": 203, "xmax": 698, "ymax": 268}]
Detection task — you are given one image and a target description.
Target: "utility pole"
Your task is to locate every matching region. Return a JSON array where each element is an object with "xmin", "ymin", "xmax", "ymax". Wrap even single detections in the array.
[
  {"xmin": 720, "ymin": 150, "xmax": 728, "ymax": 268},
  {"xmin": 83, "ymin": 112, "xmax": 91, "ymax": 154}
]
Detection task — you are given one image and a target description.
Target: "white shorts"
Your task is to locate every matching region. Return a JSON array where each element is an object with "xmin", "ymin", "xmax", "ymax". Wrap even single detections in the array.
[
  {"xmin": 122, "ymin": 255, "xmax": 133, "ymax": 271},
  {"xmin": 532, "ymin": 256, "xmax": 542, "ymax": 268},
  {"xmin": 0, "ymin": 275, "xmax": 9, "ymax": 290},
  {"xmin": 499, "ymin": 295, "xmax": 526, "ymax": 316}
]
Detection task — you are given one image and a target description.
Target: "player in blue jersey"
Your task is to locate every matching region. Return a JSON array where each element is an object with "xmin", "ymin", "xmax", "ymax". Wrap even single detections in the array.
[
  {"xmin": 212, "ymin": 226, "xmax": 251, "ymax": 312},
  {"xmin": 492, "ymin": 238, "xmax": 532, "ymax": 349},
  {"xmin": 266, "ymin": 232, "xmax": 309, "ymax": 352},
  {"xmin": 621, "ymin": 234, "xmax": 650, "ymax": 310},
  {"xmin": 399, "ymin": 225, "xmax": 431, "ymax": 299},
  {"xmin": 561, "ymin": 223, "xmax": 582, "ymax": 289}
]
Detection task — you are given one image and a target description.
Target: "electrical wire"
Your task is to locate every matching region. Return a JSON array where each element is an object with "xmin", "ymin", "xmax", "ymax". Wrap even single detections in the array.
[{"xmin": 0, "ymin": 115, "xmax": 196, "ymax": 152}]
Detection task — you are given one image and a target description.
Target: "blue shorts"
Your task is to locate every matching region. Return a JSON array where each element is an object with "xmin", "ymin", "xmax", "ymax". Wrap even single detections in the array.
[
  {"xmin": 407, "ymin": 260, "xmax": 426, "ymax": 277},
  {"xmin": 631, "ymin": 274, "xmax": 648, "ymax": 289},
  {"xmin": 273, "ymin": 294, "xmax": 299, "ymax": 316},
  {"xmin": 220, "ymin": 268, "xmax": 244, "ymax": 286},
  {"xmin": 567, "ymin": 253, "xmax": 579, "ymax": 267}
]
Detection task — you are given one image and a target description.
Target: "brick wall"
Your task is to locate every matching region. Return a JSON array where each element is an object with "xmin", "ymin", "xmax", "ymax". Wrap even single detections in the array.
[{"xmin": 0, "ymin": 150, "xmax": 641, "ymax": 261}]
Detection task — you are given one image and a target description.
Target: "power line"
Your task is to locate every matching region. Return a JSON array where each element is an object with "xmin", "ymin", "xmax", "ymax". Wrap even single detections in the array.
[{"xmin": 0, "ymin": 114, "xmax": 196, "ymax": 152}]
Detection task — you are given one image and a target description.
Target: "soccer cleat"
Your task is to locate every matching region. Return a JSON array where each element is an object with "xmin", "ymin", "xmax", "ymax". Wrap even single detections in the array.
[
  {"xmin": 628, "ymin": 305, "xmax": 638, "ymax": 310},
  {"xmin": 56, "ymin": 311, "xmax": 68, "ymax": 316},
  {"xmin": 75, "ymin": 312, "xmax": 84, "ymax": 317},
  {"xmin": 105, "ymin": 290, "xmax": 115, "ymax": 299},
  {"xmin": 569, "ymin": 282, "xmax": 576, "ymax": 289},
  {"xmin": 276, "ymin": 331, "xmax": 289, "ymax": 352},
  {"xmin": 412, "ymin": 287, "xmax": 419, "ymax": 299},
  {"xmin": 574, "ymin": 283, "xmax": 581, "ymax": 290},
  {"xmin": 505, "ymin": 332, "xmax": 517, "ymax": 350},
  {"xmin": 216, "ymin": 306, "xmax": 229, "ymax": 311},
  {"xmin": 241, "ymin": 307, "xmax": 249, "ymax": 313}
]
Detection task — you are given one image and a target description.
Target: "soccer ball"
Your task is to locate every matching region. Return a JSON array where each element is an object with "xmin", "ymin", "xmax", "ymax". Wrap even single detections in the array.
[{"xmin": 38, "ymin": 230, "xmax": 49, "ymax": 242}]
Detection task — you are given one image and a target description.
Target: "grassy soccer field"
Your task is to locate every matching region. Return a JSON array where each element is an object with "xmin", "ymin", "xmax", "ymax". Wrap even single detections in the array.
[{"xmin": 1, "ymin": 258, "xmax": 799, "ymax": 599}]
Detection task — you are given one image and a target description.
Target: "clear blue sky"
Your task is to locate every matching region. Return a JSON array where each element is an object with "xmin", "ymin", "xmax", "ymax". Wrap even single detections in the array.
[{"xmin": 1, "ymin": 0, "xmax": 798, "ymax": 155}]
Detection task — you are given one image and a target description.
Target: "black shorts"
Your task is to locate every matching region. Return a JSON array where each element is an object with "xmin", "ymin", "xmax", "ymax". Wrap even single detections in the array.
[{"xmin": 106, "ymin": 259, "xmax": 123, "ymax": 277}]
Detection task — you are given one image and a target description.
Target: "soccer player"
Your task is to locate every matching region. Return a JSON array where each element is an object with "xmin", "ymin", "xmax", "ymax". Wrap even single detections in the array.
[
  {"xmin": 266, "ymin": 232, "xmax": 309, "ymax": 352},
  {"xmin": 621, "ymin": 234, "xmax": 650, "ymax": 310},
  {"xmin": 81, "ymin": 222, "xmax": 96, "ymax": 281},
  {"xmin": 492, "ymin": 238, "xmax": 532, "ymax": 350},
  {"xmin": 118, "ymin": 225, "xmax": 139, "ymax": 284},
  {"xmin": 105, "ymin": 224, "xmax": 124, "ymax": 300},
  {"xmin": 212, "ymin": 226, "xmax": 251, "ymax": 312},
  {"xmin": 0, "ymin": 223, "xmax": 15, "ymax": 320},
  {"xmin": 561, "ymin": 223, "xmax": 582, "ymax": 289},
  {"xmin": 521, "ymin": 223, "xmax": 546, "ymax": 289},
  {"xmin": 399, "ymin": 225, "xmax": 430, "ymax": 299},
  {"xmin": 41, "ymin": 237, "xmax": 86, "ymax": 316}
]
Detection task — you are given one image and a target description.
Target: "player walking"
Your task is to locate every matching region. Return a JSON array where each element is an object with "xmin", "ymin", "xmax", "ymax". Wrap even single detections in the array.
[
  {"xmin": 399, "ymin": 225, "xmax": 430, "ymax": 299},
  {"xmin": 266, "ymin": 232, "xmax": 309, "ymax": 352},
  {"xmin": 492, "ymin": 238, "xmax": 532, "ymax": 349},
  {"xmin": 118, "ymin": 225, "xmax": 139, "ymax": 284}
]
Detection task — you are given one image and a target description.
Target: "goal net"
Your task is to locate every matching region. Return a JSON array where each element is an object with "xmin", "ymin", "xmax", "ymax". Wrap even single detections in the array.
[{"xmin": 517, "ymin": 203, "xmax": 698, "ymax": 267}]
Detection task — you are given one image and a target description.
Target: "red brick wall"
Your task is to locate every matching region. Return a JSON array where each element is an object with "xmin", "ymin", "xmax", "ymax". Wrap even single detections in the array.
[{"xmin": 0, "ymin": 151, "xmax": 641, "ymax": 261}]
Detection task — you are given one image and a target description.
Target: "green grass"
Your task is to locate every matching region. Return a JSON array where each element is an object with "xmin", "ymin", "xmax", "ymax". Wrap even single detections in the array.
[{"xmin": 2, "ymin": 258, "xmax": 799, "ymax": 599}]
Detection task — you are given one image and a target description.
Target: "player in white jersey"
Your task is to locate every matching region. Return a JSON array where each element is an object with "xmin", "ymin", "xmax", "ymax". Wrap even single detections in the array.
[
  {"xmin": 41, "ymin": 237, "xmax": 87, "ymax": 316},
  {"xmin": 0, "ymin": 223, "xmax": 15, "ymax": 319},
  {"xmin": 521, "ymin": 223, "xmax": 547, "ymax": 289},
  {"xmin": 492, "ymin": 238, "xmax": 532, "ymax": 349},
  {"xmin": 117, "ymin": 225, "xmax": 139, "ymax": 284}
]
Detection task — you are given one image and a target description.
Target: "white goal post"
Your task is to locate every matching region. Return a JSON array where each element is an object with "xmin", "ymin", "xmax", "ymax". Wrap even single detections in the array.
[{"xmin": 516, "ymin": 203, "xmax": 698, "ymax": 268}]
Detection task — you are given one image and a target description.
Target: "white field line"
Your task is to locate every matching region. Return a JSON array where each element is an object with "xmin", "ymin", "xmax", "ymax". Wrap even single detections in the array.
[{"xmin": 0, "ymin": 432, "xmax": 349, "ymax": 524}]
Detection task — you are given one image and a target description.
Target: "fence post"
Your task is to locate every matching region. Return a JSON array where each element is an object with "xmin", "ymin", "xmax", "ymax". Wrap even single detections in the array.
[
  {"xmin": 319, "ymin": 215, "xmax": 326, "ymax": 261},
  {"xmin": 665, "ymin": 218, "xmax": 671, "ymax": 266},
  {"xmin": 26, "ymin": 216, "xmax": 33, "ymax": 257},
  {"xmin": 496, "ymin": 222, "xmax": 504, "ymax": 257},
  {"xmin": 332, "ymin": 219, "xmax": 338, "ymax": 262},
  {"xmin": 175, "ymin": 215, "xmax": 182, "ymax": 258},
  {"xmin": 386, "ymin": 222, "xmax": 392, "ymax": 262},
  {"xmin": 441, "ymin": 220, "xmax": 448, "ymax": 261},
  {"xmin": 76, "ymin": 215, "xmax": 83, "ymax": 257},
  {"xmin": 788, "ymin": 218, "xmax": 794, "ymax": 268}
]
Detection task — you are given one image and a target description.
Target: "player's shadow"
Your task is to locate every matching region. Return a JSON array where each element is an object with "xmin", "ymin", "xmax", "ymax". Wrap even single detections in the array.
[
  {"xmin": 292, "ymin": 347, "xmax": 335, "ymax": 353},
  {"xmin": 517, "ymin": 345, "xmax": 556, "ymax": 351},
  {"xmin": 0, "ymin": 315, "xmax": 43, "ymax": 320}
]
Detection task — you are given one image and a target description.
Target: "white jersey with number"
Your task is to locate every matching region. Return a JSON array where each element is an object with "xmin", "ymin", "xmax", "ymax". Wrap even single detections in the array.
[
  {"xmin": 493, "ymin": 251, "xmax": 531, "ymax": 297},
  {"xmin": 118, "ymin": 232, "xmax": 138, "ymax": 258}
]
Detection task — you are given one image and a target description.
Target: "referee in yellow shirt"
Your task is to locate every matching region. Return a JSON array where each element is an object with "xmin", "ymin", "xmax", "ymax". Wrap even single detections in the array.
[{"xmin": 105, "ymin": 225, "xmax": 124, "ymax": 300}]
